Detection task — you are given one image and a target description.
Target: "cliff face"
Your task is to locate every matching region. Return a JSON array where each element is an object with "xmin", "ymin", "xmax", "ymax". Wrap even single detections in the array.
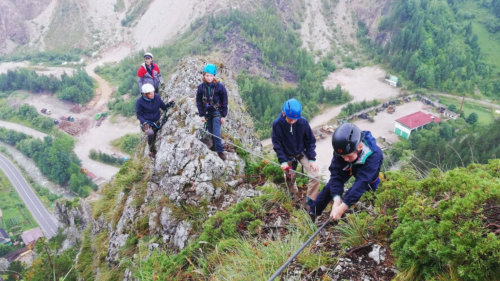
[
  {"xmin": 0, "ymin": 0, "xmax": 51, "ymax": 53},
  {"xmin": 53, "ymin": 198, "xmax": 93, "ymax": 251},
  {"xmin": 81, "ymin": 57, "xmax": 263, "ymax": 279},
  {"xmin": 351, "ymin": 0, "xmax": 396, "ymax": 44}
]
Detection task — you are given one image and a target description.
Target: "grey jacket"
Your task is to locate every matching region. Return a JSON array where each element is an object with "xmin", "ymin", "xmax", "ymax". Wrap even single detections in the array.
[{"xmin": 137, "ymin": 62, "xmax": 165, "ymax": 93}]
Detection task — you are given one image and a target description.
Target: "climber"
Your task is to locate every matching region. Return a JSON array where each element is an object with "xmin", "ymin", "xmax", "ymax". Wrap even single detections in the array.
[
  {"xmin": 309, "ymin": 123, "xmax": 383, "ymax": 222},
  {"xmin": 136, "ymin": 83, "xmax": 174, "ymax": 158},
  {"xmin": 196, "ymin": 63, "xmax": 228, "ymax": 161},
  {"xmin": 137, "ymin": 52, "xmax": 164, "ymax": 94},
  {"xmin": 271, "ymin": 98, "xmax": 319, "ymax": 210}
]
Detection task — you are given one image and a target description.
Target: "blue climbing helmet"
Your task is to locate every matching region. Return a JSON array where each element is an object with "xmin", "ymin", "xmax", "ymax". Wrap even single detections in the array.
[
  {"xmin": 203, "ymin": 64, "xmax": 217, "ymax": 76},
  {"xmin": 282, "ymin": 99, "xmax": 302, "ymax": 120}
]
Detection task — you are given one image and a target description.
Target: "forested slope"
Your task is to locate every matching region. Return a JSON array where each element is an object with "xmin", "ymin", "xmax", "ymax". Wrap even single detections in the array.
[{"xmin": 361, "ymin": 0, "xmax": 500, "ymax": 98}]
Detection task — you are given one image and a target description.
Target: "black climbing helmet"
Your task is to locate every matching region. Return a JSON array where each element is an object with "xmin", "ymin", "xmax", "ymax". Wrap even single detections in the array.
[{"xmin": 332, "ymin": 123, "xmax": 364, "ymax": 155}]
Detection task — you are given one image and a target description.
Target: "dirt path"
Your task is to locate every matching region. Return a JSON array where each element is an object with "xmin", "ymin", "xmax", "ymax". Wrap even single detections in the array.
[
  {"xmin": 435, "ymin": 93, "xmax": 500, "ymax": 109},
  {"xmin": 72, "ymin": 45, "xmax": 136, "ymax": 180},
  {"xmin": 3, "ymin": 45, "xmax": 136, "ymax": 181},
  {"xmin": 0, "ymin": 120, "xmax": 47, "ymax": 139},
  {"xmin": 73, "ymin": 116, "xmax": 137, "ymax": 180}
]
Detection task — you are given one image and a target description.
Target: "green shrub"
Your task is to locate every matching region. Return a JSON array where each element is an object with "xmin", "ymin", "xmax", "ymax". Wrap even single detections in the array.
[
  {"xmin": 386, "ymin": 161, "xmax": 500, "ymax": 280},
  {"xmin": 111, "ymin": 133, "xmax": 140, "ymax": 155}
]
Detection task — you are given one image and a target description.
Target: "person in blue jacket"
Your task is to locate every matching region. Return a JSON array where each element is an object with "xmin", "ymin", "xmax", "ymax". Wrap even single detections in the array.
[
  {"xmin": 272, "ymin": 99, "xmax": 320, "ymax": 209},
  {"xmin": 136, "ymin": 83, "xmax": 174, "ymax": 158},
  {"xmin": 309, "ymin": 123, "xmax": 383, "ymax": 222},
  {"xmin": 196, "ymin": 64, "xmax": 229, "ymax": 161}
]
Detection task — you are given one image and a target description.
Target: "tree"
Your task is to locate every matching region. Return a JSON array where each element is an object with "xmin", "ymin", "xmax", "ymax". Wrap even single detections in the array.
[
  {"xmin": 466, "ymin": 112, "xmax": 478, "ymax": 124},
  {"xmin": 0, "ymin": 243, "xmax": 11, "ymax": 256},
  {"xmin": 448, "ymin": 104, "xmax": 457, "ymax": 113},
  {"xmin": 439, "ymin": 123, "xmax": 454, "ymax": 140},
  {"xmin": 5, "ymin": 261, "xmax": 25, "ymax": 281}
]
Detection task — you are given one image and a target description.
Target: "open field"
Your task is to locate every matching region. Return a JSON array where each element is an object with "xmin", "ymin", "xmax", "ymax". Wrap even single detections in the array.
[
  {"xmin": 438, "ymin": 96, "xmax": 495, "ymax": 125},
  {"xmin": 462, "ymin": 0, "xmax": 500, "ymax": 71}
]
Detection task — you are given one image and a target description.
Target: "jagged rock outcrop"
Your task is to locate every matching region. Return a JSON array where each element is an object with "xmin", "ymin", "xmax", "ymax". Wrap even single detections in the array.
[
  {"xmin": 87, "ymin": 58, "xmax": 263, "ymax": 277},
  {"xmin": 53, "ymin": 198, "xmax": 92, "ymax": 251}
]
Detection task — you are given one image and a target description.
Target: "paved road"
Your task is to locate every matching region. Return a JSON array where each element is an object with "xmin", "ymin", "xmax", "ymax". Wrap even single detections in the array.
[{"xmin": 0, "ymin": 153, "xmax": 58, "ymax": 238}]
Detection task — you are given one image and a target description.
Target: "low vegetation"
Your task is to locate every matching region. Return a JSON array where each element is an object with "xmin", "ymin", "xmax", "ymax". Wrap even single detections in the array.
[
  {"xmin": 0, "ymin": 68, "xmax": 95, "ymax": 104},
  {"xmin": 389, "ymin": 119, "xmax": 500, "ymax": 174},
  {"xmin": 77, "ymin": 153, "xmax": 500, "ymax": 280},
  {"xmin": 0, "ymin": 102, "xmax": 55, "ymax": 133},
  {"xmin": 89, "ymin": 149, "xmax": 126, "ymax": 167},
  {"xmin": 0, "ymin": 49, "xmax": 90, "ymax": 66},
  {"xmin": 111, "ymin": 133, "xmax": 140, "ymax": 155}
]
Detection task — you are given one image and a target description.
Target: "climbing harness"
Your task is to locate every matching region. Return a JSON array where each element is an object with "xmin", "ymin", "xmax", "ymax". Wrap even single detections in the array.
[
  {"xmin": 141, "ymin": 103, "xmax": 174, "ymax": 132},
  {"xmin": 202, "ymin": 83, "xmax": 221, "ymax": 112},
  {"xmin": 168, "ymin": 101, "xmax": 382, "ymax": 280},
  {"xmin": 174, "ymin": 103, "xmax": 328, "ymax": 184}
]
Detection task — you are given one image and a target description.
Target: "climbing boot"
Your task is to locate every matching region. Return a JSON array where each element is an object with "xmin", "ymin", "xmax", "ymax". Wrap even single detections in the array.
[
  {"xmin": 309, "ymin": 213, "xmax": 317, "ymax": 223},
  {"xmin": 149, "ymin": 151, "xmax": 156, "ymax": 158},
  {"xmin": 303, "ymin": 197, "xmax": 314, "ymax": 212},
  {"xmin": 217, "ymin": 152, "xmax": 227, "ymax": 161}
]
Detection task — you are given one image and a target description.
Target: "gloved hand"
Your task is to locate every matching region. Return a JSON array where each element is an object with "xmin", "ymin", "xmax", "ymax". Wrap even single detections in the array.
[
  {"xmin": 166, "ymin": 100, "xmax": 175, "ymax": 107},
  {"xmin": 142, "ymin": 122, "xmax": 150, "ymax": 132}
]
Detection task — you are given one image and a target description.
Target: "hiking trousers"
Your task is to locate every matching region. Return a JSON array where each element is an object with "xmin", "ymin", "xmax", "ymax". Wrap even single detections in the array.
[
  {"xmin": 285, "ymin": 154, "xmax": 320, "ymax": 200},
  {"xmin": 141, "ymin": 123, "xmax": 159, "ymax": 153},
  {"xmin": 206, "ymin": 111, "xmax": 223, "ymax": 153}
]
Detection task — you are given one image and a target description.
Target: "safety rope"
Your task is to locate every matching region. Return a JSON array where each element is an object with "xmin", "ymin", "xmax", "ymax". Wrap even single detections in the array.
[
  {"xmin": 160, "ymin": 98, "xmax": 344, "ymax": 280},
  {"xmin": 171, "ymin": 101, "xmax": 330, "ymax": 185},
  {"xmin": 267, "ymin": 217, "xmax": 333, "ymax": 281}
]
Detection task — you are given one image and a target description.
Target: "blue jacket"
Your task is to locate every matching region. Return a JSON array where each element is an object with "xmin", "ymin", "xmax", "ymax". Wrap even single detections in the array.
[
  {"xmin": 271, "ymin": 114, "xmax": 316, "ymax": 164},
  {"xmin": 136, "ymin": 94, "xmax": 168, "ymax": 124},
  {"xmin": 326, "ymin": 131, "xmax": 383, "ymax": 207},
  {"xmin": 196, "ymin": 82, "xmax": 228, "ymax": 117}
]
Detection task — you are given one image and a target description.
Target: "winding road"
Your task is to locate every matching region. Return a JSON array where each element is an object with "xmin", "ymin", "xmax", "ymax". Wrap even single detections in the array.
[{"xmin": 0, "ymin": 153, "xmax": 58, "ymax": 238}]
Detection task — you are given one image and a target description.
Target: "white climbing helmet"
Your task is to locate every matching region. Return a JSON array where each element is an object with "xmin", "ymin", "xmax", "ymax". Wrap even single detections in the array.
[
  {"xmin": 144, "ymin": 52, "xmax": 153, "ymax": 59},
  {"xmin": 142, "ymin": 83, "xmax": 155, "ymax": 94}
]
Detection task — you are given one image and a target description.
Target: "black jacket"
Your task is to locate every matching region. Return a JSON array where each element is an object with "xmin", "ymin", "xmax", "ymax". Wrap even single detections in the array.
[
  {"xmin": 326, "ymin": 131, "xmax": 383, "ymax": 207},
  {"xmin": 196, "ymin": 82, "xmax": 228, "ymax": 117},
  {"xmin": 136, "ymin": 94, "xmax": 168, "ymax": 124},
  {"xmin": 271, "ymin": 114, "xmax": 317, "ymax": 164}
]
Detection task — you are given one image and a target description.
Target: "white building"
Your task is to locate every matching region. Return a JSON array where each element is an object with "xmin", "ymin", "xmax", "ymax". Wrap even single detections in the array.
[
  {"xmin": 385, "ymin": 76, "xmax": 398, "ymax": 87},
  {"xmin": 442, "ymin": 109, "xmax": 459, "ymax": 120}
]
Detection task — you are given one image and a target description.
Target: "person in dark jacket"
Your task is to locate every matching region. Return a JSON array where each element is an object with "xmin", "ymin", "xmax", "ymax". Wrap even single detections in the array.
[
  {"xmin": 196, "ymin": 64, "xmax": 228, "ymax": 161},
  {"xmin": 272, "ymin": 99, "xmax": 319, "ymax": 209},
  {"xmin": 136, "ymin": 83, "xmax": 174, "ymax": 158},
  {"xmin": 309, "ymin": 123, "xmax": 383, "ymax": 222},
  {"xmin": 137, "ymin": 52, "xmax": 164, "ymax": 94}
]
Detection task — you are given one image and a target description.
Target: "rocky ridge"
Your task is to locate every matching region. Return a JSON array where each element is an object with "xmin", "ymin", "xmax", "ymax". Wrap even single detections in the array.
[{"xmin": 69, "ymin": 57, "xmax": 264, "ymax": 279}]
